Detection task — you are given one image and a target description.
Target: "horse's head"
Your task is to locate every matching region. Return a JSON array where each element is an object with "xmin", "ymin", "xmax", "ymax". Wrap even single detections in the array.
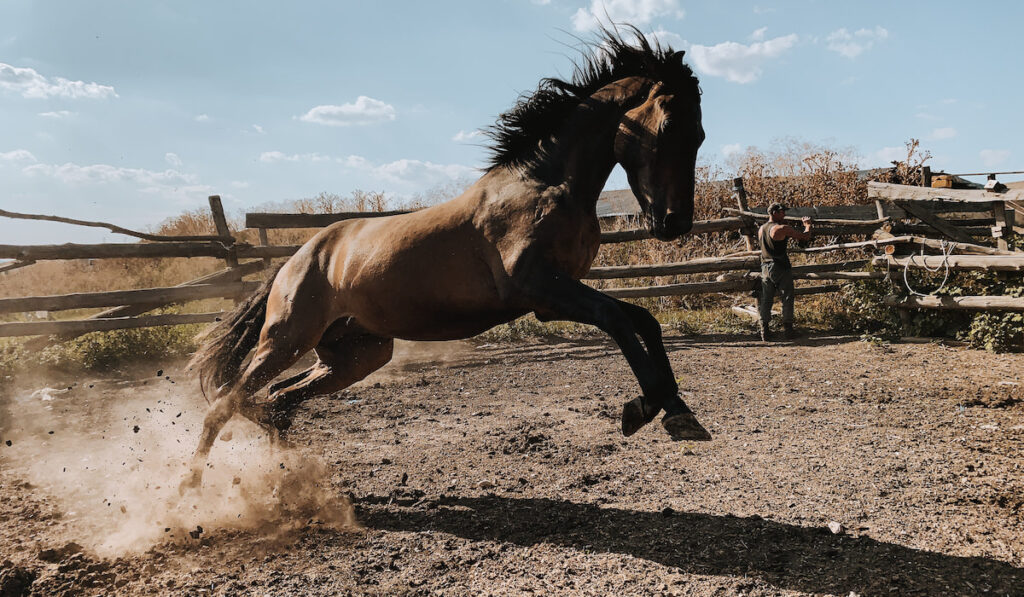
[{"xmin": 614, "ymin": 64, "xmax": 703, "ymax": 241}]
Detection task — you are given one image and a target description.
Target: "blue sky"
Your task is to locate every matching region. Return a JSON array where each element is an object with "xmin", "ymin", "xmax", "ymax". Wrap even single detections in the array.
[{"xmin": 2, "ymin": 0, "xmax": 1022, "ymax": 245}]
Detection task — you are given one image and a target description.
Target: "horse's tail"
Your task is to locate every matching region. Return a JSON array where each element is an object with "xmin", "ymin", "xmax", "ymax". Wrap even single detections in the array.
[{"xmin": 188, "ymin": 265, "xmax": 284, "ymax": 402}]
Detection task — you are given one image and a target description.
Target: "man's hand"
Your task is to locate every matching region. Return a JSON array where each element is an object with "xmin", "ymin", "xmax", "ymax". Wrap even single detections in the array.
[{"xmin": 801, "ymin": 216, "xmax": 813, "ymax": 230}]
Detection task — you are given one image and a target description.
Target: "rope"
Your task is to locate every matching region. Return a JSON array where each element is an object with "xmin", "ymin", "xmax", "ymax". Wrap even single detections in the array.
[{"xmin": 902, "ymin": 239, "xmax": 956, "ymax": 297}]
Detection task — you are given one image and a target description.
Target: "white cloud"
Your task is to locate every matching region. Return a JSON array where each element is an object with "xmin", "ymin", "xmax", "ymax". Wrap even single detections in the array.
[
  {"xmin": 194, "ymin": 114, "xmax": 210, "ymax": 122},
  {"xmin": 648, "ymin": 28, "xmax": 685, "ymax": 50},
  {"xmin": 38, "ymin": 110, "xmax": 74, "ymax": 119},
  {"xmin": 298, "ymin": 96, "xmax": 397, "ymax": 127},
  {"xmin": 826, "ymin": 26, "xmax": 888, "ymax": 59},
  {"xmin": 753, "ymin": 5, "xmax": 775, "ymax": 14},
  {"xmin": 0, "ymin": 62, "xmax": 117, "ymax": 99},
  {"xmin": 0, "ymin": 149, "xmax": 37, "ymax": 162},
  {"xmin": 688, "ymin": 33, "xmax": 798, "ymax": 83},
  {"xmin": 165, "ymin": 152, "xmax": 183, "ymax": 167},
  {"xmin": 23, "ymin": 162, "xmax": 197, "ymax": 187},
  {"xmin": 929, "ymin": 127, "xmax": 957, "ymax": 140},
  {"xmin": 352, "ymin": 157, "xmax": 477, "ymax": 185},
  {"xmin": 572, "ymin": 0, "xmax": 685, "ymax": 32},
  {"xmin": 532, "ymin": 0, "xmax": 551, "ymax": 4},
  {"xmin": 230, "ymin": 180, "xmax": 250, "ymax": 189},
  {"xmin": 258, "ymin": 151, "xmax": 331, "ymax": 163},
  {"xmin": 750, "ymin": 27, "xmax": 768, "ymax": 42},
  {"xmin": 721, "ymin": 143, "xmax": 743, "ymax": 157},
  {"xmin": 979, "ymin": 149, "xmax": 1010, "ymax": 168},
  {"xmin": 452, "ymin": 129, "xmax": 484, "ymax": 142},
  {"xmin": 252, "ymin": 124, "xmax": 265, "ymax": 134}
]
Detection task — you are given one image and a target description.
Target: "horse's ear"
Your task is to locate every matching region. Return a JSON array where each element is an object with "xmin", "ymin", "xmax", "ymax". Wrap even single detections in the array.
[{"xmin": 672, "ymin": 50, "xmax": 686, "ymax": 63}]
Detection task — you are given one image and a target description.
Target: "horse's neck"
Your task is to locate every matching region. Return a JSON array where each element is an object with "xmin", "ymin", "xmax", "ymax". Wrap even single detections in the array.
[{"xmin": 526, "ymin": 76, "xmax": 655, "ymax": 213}]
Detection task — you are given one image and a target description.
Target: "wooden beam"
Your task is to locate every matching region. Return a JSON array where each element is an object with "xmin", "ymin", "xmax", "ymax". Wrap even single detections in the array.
[
  {"xmin": 993, "ymin": 202, "xmax": 1008, "ymax": 251},
  {"xmin": 599, "ymin": 217, "xmax": 745, "ymax": 243},
  {"xmin": 892, "ymin": 200, "xmax": 977, "ymax": 244},
  {"xmin": 732, "ymin": 177, "xmax": 756, "ymax": 251},
  {"xmin": 208, "ymin": 195, "xmax": 238, "ymax": 270},
  {"xmin": 884, "ymin": 295, "xmax": 1024, "ymax": 311},
  {"xmin": 0, "ymin": 260, "xmax": 35, "ymax": 274},
  {"xmin": 873, "ymin": 255, "xmax": 1024, "ymax": 271},
  {"xmin": 245, "ymin": 210, "xmax": 413, "ymax": 229},
  {"xmin": 21, "ymin": 260, "xmax": 266, "ymax": 350},
  {"xmin": 0, "ymin": 208, "xmax": 231, "ymax": 243},
  {"xmin": 257, "ymin": 228, "xmax": 272, "ymax": 267},
  {"xmin": 600, "ymin": 279, "xmax": 755, "ymax": 299},
  {"xmin": 722, "ymin": 208, "xmax": 889, "ymax": 227},
  {"xmin": 585, "ymin": 256, "xmax": 760, "ymax": 279},
  {"xmin": 0, "ymin": 282, "xmax": 259, "ymax": 314},
  {"xmin": 869, "ymin": 181, "xmax": 1024, "ymax": 203},
  {"xmin": 0, "ymin": 312, "xmax": 226, "ymax": 338},
  {"xmin": 0, "ymin": 242, "xmax": 234, "ymax": 260}
]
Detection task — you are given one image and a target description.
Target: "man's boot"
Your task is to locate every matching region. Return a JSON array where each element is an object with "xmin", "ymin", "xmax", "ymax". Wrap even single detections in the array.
[{"xmin": 783, "ymin": 322, "xmax": 800, "ymax": 340}]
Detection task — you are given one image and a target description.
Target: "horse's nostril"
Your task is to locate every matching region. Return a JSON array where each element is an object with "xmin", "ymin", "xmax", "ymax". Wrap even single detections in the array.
[{"xmin": 663, "ymin": 212, "xmax": 691, "ymax": 237}]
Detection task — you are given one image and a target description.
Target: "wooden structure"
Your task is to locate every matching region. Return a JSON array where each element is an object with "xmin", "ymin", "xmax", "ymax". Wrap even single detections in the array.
[{"xmin": 1, "ymin": 176, "xmax": 1022, "ymax": 341}]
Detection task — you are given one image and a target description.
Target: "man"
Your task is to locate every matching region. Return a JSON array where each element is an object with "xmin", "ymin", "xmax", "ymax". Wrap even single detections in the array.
[{"xmin": 757, "ymin": 203, "xmax": 812, "ymax": 341}]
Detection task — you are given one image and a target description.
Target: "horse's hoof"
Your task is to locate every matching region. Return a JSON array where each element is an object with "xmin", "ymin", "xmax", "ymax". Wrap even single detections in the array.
[
  {"xmin": 621, "ymin": 397, "xmax": 658, "ymax": 437},
  {"xmin": 662, "ymin": 412, "xmax": 712, "ymax": 441}
]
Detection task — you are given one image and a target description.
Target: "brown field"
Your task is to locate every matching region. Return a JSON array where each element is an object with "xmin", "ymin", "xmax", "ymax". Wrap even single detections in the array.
[{"xmin": 2, "ymin": 332, "xmax": 1023, "ymax": 596}]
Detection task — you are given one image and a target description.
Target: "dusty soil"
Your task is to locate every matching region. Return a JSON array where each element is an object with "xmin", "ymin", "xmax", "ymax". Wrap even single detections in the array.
[{"xmin": 1, "ymin": 333, "xmax": 1023, "ymax": 596}]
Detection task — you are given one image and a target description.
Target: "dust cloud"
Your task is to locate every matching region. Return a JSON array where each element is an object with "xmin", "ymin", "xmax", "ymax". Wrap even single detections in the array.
[{"xmin": 0, "ymin": 370, "xmax": 354, "ymax": 558}]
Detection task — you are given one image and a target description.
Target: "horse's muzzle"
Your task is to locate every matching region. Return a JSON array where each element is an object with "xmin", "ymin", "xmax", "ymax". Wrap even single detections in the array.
[{"xmin": 652, "ymin": 212, "xmax": 692, "ymax": 240}]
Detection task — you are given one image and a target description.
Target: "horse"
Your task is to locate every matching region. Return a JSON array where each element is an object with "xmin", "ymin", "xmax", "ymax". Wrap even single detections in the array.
[{"xmin": 182, "ymin": 27, "xmax": 709, "ymax": 491}]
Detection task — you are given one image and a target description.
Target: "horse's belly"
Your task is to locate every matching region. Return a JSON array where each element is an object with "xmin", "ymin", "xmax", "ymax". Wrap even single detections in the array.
[{"xmin": 359, "ymin": 303, "xmax": 527, "ymax": 341}]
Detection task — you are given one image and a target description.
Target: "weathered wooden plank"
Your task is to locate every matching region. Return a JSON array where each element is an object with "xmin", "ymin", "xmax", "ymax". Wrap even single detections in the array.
[
  {"xmin": 884, "ymin": 295, "xmax": 1024, "ymax": 311},
  {"xmin": 245, "ymin": 210, "xmax": 413, "ymax": 229},
  {"xmin": 873, "ymin": 255, "xmax": 1024, "ymax": 271},
  {"xmin": 208, "ymin": 195, "xmax": 238, "ymax": 270},
  {"xmin": 599, "ymin": 217, "xmax": 746, "ymax": 243},
  {"xmin": 0, "ymin": 208, "xmax": 231, "ymax": 243},
  {"xmin": 892, "ymin": 200, "xmax": 977, "ymax": 244},
  {"xmin": 0, "ymin": 242, "xmax": 233, "ymax": 260},
  {"xmin": 732, "ymin": 178, "xmax": 756, "ymax": 251},
  {"xmin": 869, "ymin": 181, "xmax": 1024, "ymax": 203},
  {"xmin": 600, "ymin": 279, "xmax": 755, "ymax": 298},
  {"xmin": 21, "ymin": 260, "xmax": 266, "ymax": 350},
  {"xmin": 0, "ymin": 282, "xmax": 259, "ymax": 314},
  {"xmin": 0, "ymin": 260, "xmax": 35, "ymax": 274},
  {"xmin": 0, "ymin": 312, "xmax": 225, "ymax": 338},
  {"xmin": 723, "ymin": 207, "xmax": 889, "ymax": 227},
  {"xmin": 585, "ymin": 257, "xmax": 760, "ymax": 279}
]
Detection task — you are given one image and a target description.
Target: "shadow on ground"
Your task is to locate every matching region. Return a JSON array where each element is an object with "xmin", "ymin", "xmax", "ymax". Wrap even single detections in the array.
[{"xmin": 359, "ymin": 495, "xmax": 1022, "ymax": 596}]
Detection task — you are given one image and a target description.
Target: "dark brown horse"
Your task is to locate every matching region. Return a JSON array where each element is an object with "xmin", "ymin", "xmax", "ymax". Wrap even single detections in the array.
[{"xmin": 183, "ymin": 28, "xmax": 709, "ymax": 490}]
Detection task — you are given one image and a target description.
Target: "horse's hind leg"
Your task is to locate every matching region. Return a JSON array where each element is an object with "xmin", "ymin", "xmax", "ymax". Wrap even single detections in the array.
[
  {"xmin": 264, "ymin": 333, "xmax": 395, "ymax": 432},
  {"xmin": 181, "ymin": 318, "xmax": 325, "ymax": 492}
]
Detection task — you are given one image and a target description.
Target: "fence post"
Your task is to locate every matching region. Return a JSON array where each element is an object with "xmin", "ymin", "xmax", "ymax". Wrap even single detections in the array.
[
  {"xmin": 208, "ymin": 195, "xmax": 239, "ymax": 271},
  {"xmin": 921, "ymin": 166, "xmax": 932, "ymax": 188},
  {"xmin": 732, "ymin": 177, "xmax": 756, "ymax": 252},
  {"xmin": 993, "ymin": 200, "xmax": 1008, "ymax": 252},
  {"xmin": 257, "ymin": 228, "xmax": 272, "ymax": 268}
]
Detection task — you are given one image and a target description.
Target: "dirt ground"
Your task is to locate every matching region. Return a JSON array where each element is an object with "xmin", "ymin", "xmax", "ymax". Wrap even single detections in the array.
[{"xmin": 1, "ymin": 332, "xmax": 1023, "ymax": 596}]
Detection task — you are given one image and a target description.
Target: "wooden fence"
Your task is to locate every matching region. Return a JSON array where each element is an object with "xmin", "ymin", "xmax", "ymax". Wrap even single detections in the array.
[{"xmin": 2, "ymin": 176, "xmax": 1022, "ymax": 340}]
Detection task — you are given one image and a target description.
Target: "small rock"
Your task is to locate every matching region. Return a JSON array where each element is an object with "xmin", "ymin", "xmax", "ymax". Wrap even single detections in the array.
[
  {"xmin": 232, "ymin": 476, "xmax": 242, "ymax": 485},
  {"xmin": 156, "ymin": 370, "xmax": 163, "ymax": 377},
  {"xmin": 219, "ymin": 431, "xmax": 233, "ymax": 442},
  {"xmin": 661, "ymin": 506, "xmax": 674, "ymax": 517},
  {"xmin": 188, "ymin": 526, "xmax": 204, "ymax": 540},
  {"xmin": 477, "ymin": 480, "xmax": 495, "ymax": 490},
  {"xmin": 827, "ymin": 521, "xmax": 844, "ymax": 535},
  {"xmin": 132, "ymin": 425, "xmax": 140, "ymax": 434},
  {"xmin": 400, "ymin": 472, "xmax": 409, "ymax": 486},
  {"xmin": 4, "ymin": 440, "xmax": 10, "ymax": 447}
]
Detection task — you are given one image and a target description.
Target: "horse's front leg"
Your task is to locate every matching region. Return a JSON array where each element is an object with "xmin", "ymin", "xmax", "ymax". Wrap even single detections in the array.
[{"xmin": 518, "ymin": 269, "xmax": 710, "ymax": 441}]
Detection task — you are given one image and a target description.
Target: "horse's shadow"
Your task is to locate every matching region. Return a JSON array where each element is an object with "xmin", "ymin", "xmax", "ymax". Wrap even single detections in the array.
[{"xmin": 359, "ymin": 494, "xmax": 1022, "ymax": 596}]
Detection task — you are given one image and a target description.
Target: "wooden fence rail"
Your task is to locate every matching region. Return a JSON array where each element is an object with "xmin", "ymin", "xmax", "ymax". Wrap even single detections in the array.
[{"xmin": 0, "ymin": 282, "xmax": 259, "ymax": 314}]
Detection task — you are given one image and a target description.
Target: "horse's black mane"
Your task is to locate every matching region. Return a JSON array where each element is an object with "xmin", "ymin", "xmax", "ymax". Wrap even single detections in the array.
[{"xmin": 485, "ymin": 25, "xmax": 700, "ymax": 171}]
